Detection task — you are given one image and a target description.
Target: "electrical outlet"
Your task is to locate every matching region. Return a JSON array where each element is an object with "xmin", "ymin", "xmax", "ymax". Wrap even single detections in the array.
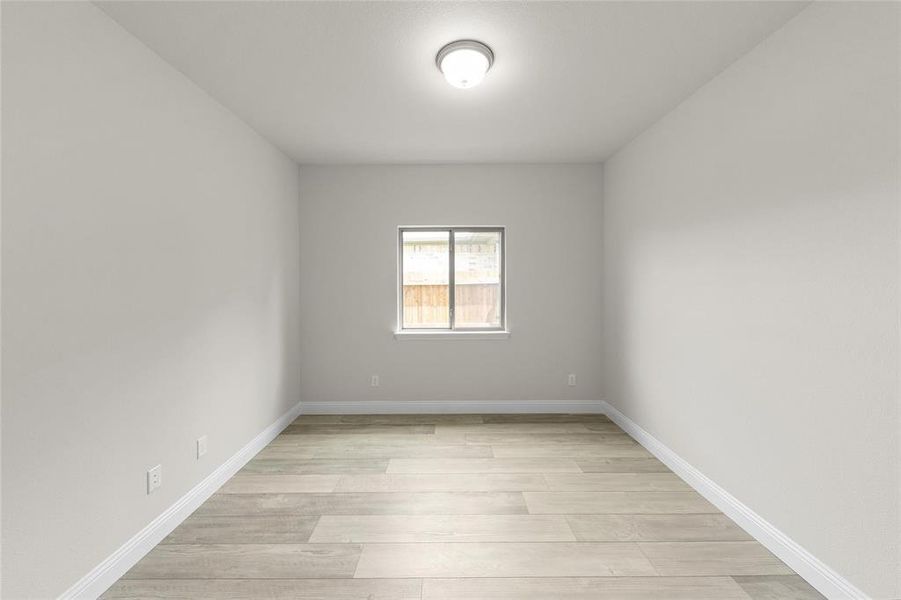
[
  {"xmin": 196, "ymin": 435, "xmax": 208, "ymax": 459},
  {"xmin": 370, "ymin": 375, "xmax": 380, "ymax": 387},
  {"xmin": 147, "ymin": 464, "xmax": 162, "ymax": 494},
  {"xmin": 568, "ymin": 374, "xmax": 577, "ymax": 387}
]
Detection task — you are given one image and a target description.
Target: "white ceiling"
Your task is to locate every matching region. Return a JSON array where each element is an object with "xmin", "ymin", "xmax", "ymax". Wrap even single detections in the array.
[{"xmin": 97, "ymin": 1, "xmax": 807, "ymax": 164}]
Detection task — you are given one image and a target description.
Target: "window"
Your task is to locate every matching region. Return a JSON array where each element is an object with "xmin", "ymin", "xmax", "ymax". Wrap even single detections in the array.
[{"xmin": 399, "ymin": 227, "xmax": 505, "ymax": 331}]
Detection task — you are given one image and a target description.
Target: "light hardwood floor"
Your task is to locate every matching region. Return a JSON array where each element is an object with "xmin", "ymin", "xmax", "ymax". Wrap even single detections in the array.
[{"xmin": 103, "ymin": 414, "xmax": 825, "ymax": 599}]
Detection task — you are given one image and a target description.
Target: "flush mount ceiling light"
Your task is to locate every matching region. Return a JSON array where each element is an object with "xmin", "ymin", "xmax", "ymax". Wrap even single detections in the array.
[{"xmin": 436, "ymin": 40, "xmax": 494, "ymax": 89}]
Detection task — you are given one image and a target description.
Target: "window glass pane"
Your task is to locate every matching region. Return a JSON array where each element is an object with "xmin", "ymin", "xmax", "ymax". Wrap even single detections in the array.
[
  {"xmin": 454, "ymin": 230, "xmax": 502, "ymax": 328},
  {"xmin": 402, "ymin": 230, "xmax": 450, "ymax": 329}
]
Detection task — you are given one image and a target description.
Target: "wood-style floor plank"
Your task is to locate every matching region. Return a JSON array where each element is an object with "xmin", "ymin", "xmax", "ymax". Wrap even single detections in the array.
[
  {"xmin": 585, "ymin": 422, "xmax": 626, "ymax": 431},
  {"xmin": 523, "ymin": 491, "xmax": 718, "ymax": 514},
  {"xmin": 195, "ymin": 491, "xmax": 528, "ymax": 516},
  {"xmin": 269, "ymin": 433, "xmax": 468, "ymax": 447},
  {"xmin": 250, "ymin": 448, "xmax": 320, "ymax": 460},
  {"xmin": 336, "ymin": 414, "xmax": 484, "ymax": 425},
  {"xmin": 466, "ymin": 432, "xmax": 637, "ymax": 445},
  {"xmin": 353, "ymin": 542, "xmax": 656, "ymax": 578},
  {"xmin": 309, "ymin": 514, "xmax": 576, "ymax": 543},
  {"xmin": 102, "ymin": 579, "xmax": 422, "ymax": 600},
  {"xmin": 162, "ymin": 515, "xmax": 319, "ymax": 544},
  {"xmin": 422, "ymin": 577, "xmax": 753, "ymax": 599},
  {"xmin": 492, "ymin": 444, "xmax": 652, "ymax": 458},
  {"xmin": 123, "ymin": 544, "xmax": 361, "ymax": 579},
  {"xmin": 566, "ymin": 514, "xmax": 754, "ymax": 541},
  {"xmin": 435, "ymin": 423, "xmax": 607, "ymax": 435},
  {"xmin": 283, "ymin": 424, "xmax": 436, "ymax": 435},
  {"xmin": 639, "ymin": 542, "xmax": 794, "ymax": 576},
  {"xmin": 480, "ymin": 414, "xmax": 612, "ymax": 424},
  {"xmin": 334, "ymin": 473, "xmax": 548, "ymax": 492},
  {"xmin": 576, "ymin": 457, "xmax": 672, "ymax": 472},
  {"xmin": 543, "ymin": 472, "xmax": 691, "ymax": 491},
  {"xmin": 387, "ymin": 457, "xmax": 582, "ymax": 473},
  {"xmin": 732, "ymin": 575, "xmax": 827, "ymax": 599},
  {"xmin": 218, "ymin": 473, "xmax": 340, "ymax": 494},
  {"xmin": 241, "ymin": 458, "xmax": 389, "ymax": 474},
  {"xmin": 290, "ymin": 415, "xmax": 345, "ymax": 424},
  {"xmin": 257, "ymin": 443, "xmax": 492, "ymax": 460}
]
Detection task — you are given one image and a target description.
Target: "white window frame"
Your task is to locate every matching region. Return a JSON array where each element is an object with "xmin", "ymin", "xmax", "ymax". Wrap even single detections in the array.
[{"xmin": 396, "ymin": 226, "xmax": 507, "ymax": 337}]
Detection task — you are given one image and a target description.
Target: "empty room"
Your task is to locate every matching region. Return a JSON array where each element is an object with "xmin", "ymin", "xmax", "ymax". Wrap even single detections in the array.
[{"xmin": 1, "ymin": 1, "xmax": 898, "ymax": 599}]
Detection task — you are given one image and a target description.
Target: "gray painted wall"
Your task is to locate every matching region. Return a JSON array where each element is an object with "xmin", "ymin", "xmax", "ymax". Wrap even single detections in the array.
[
  {"xmin": 298, "ymin": 165, "xmax": 603, "ymax": 407},
  {"xmin": 601, "ymin": 3, "xmax": 899, "ymax": 596},
  {"xmin": 1, "ymin": 3, "xmax": 301, "ymax": 597}
]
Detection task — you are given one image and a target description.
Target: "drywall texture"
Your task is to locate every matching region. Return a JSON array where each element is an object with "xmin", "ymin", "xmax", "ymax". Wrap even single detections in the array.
[
  {"xmin": 298, "ymin": 165, "xmax": 603, "ymax": 407},
  {"xmin": 1, "ymin": 3, "xmax": 301, "ymax": 597},
  {"xmin": 602, "ymin": 3, "xmax": 899, "ymax": 597}
]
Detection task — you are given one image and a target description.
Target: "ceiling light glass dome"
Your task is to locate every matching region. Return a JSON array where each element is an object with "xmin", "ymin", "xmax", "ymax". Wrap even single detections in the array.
[{"xmin": 436, "ymin": 40, "xmax": 494, "ymax": 89}]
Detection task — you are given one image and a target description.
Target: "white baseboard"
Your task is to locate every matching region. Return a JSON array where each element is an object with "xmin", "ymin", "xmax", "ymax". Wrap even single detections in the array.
[
  {"xmin": 600, "ymin": 401, "xmax": 869, "ymax": 600},
  {"xmin": 59, "ymin": 400, "xmax": 303, "ymax": 600},
  {"xmin": 299, "ymin": 400, "xmax": 604, "ymax": 415}
]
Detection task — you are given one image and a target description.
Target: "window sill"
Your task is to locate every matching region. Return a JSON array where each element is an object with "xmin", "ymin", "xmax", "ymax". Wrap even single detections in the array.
[{"xmin": 394, "ymin": 330, "xmax": 511, "ymax": 341}]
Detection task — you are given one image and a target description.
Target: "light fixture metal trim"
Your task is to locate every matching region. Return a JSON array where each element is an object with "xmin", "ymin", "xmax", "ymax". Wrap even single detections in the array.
[{"xmin": 435, "ymin": 39, "xmax": 495, "ymax": 71}]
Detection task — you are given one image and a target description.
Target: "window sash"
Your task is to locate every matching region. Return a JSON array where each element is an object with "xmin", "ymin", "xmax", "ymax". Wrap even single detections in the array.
[{"xmin": 399, "ymin": 226, "xmax": 505, "ymax": 331}]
